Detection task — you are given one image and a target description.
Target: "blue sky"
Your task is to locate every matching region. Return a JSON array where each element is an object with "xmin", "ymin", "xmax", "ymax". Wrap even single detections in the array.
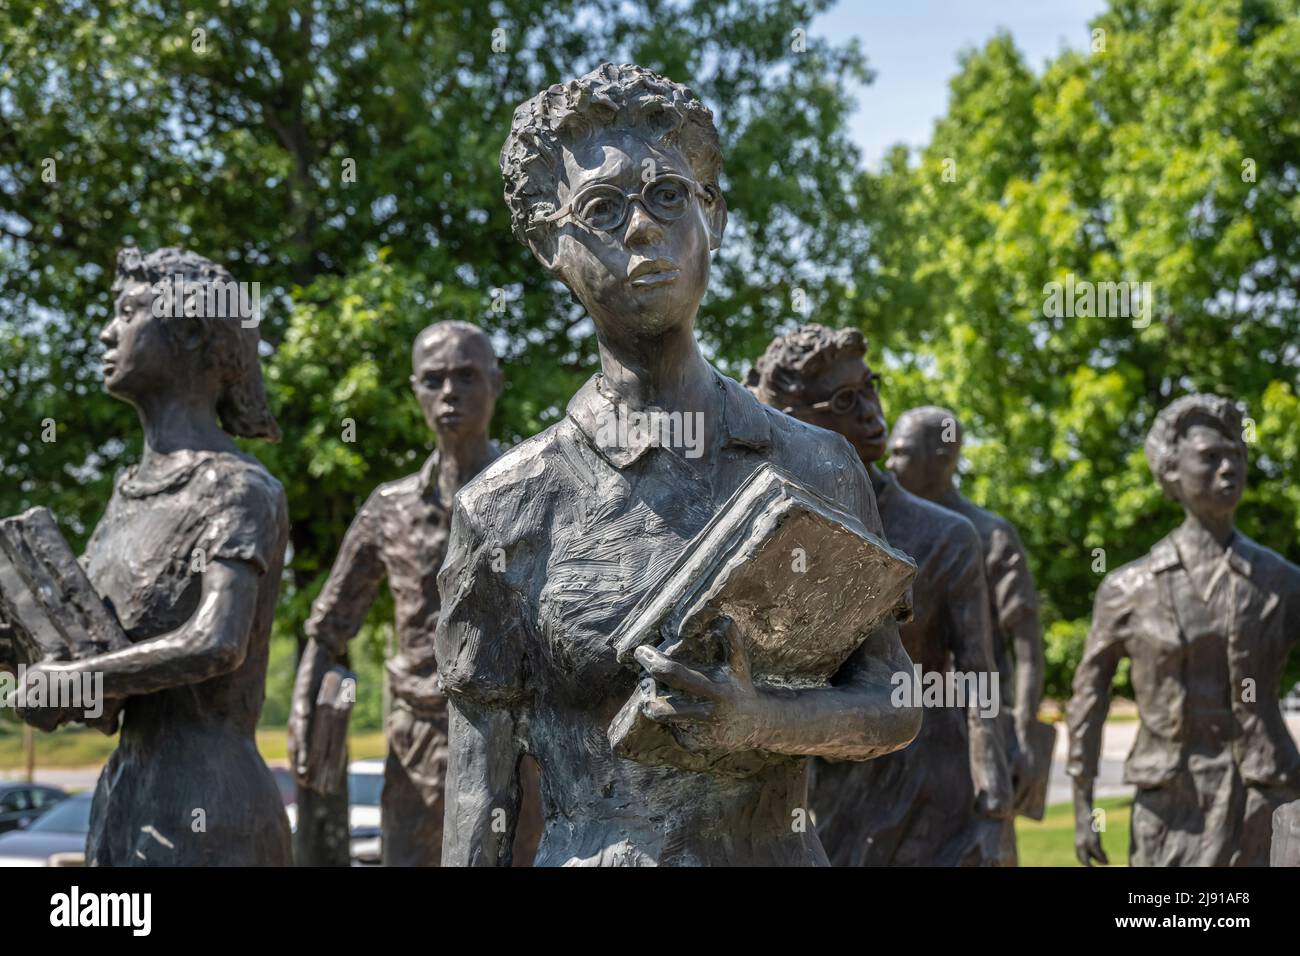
[{"xmin": 811, "ymin": 0, "xmax": 1109, "ymax": 167}]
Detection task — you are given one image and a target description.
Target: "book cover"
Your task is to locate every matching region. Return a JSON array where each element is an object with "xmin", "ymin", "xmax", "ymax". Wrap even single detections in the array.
[
  {"xmin": 0, "ymin": 507, "xmax": 129, "ymax": 666},
  {"xmin": 1014, "ymin": 718, "xmax": 1058, "ymax": 821},
  {"xmin": 303, "ymin": 665, "xmax": 357, "ymax": 795},
  {"xmin": 608, "ymin": 463, "xmax": 916, "ymax": 772}
]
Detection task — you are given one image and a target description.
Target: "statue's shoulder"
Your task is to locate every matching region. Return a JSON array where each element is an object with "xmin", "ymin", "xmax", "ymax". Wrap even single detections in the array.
[
  {"xmin": 754, "ymin": 398, "xmax": 868, "ymax": 498},
  {"xmin": 908, "ymin": 488, "xmax": 983, "ymax": 549},
  {"xmin": 206, "ymin": 449, "xmax": 287, "ymax": 512},
  {"xmin": 452, "ymin": 422, "xmax": 575, "ymax": 539},
  {"xmin": 1099, "ymin": 544, "xmax": 1164, "ymax": 601},
  {"xmin": 1233, "ymin": 532, "xmax": 1300, "ymax": 586}
]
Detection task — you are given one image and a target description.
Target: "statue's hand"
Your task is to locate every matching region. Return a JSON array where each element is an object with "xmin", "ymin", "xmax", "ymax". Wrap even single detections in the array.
[
  {"xmin": 8, "ymin": 662, "xmax": 76, "ymax": 733},
  {"xmin": 634, "ymin": 613, "xmax": 769, "ymax": 754},
  {"xmin": 1073, "ymin": 786, "xmax": 1109, "ymax": 867}
]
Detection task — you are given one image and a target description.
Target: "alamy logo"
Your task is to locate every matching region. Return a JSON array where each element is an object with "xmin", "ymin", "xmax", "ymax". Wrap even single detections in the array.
[
  {"xmin": 1042, "ymin": 272, "xmax": 1154, "ymax": 328},
  {"xmin": 890, "ymin": 664, "xmax": 1000, "ymax": 718},
  {"xmin": 50, "ymin": 886, "xmax": 151, "ymax": 936},
  {"xmin": 593, "ymin": 403, "xmax": 704, "ymax": 459},
  {"xmin": 0, "ymin": 665, "xmax": 104, "ymax": 719},
  {"xmin": 151, "ymin": 273, "xmax": 261, "ymax": 327}
]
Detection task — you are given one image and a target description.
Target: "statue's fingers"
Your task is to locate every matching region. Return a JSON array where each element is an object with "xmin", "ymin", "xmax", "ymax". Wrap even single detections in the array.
[
  {"xmin": 711, "ymin": 614, "xmax": 749, "ymax": 678},
  {"xmin": 644, "ymin": 695, "xmax": 716, "ymax": 723},
  {"xmin": 634, "ymin": 646, "xmax": 719, "ymax": 699}
]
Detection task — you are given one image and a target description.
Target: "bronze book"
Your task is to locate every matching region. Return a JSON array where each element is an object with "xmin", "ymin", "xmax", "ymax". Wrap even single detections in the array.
[
  {"xmin": 303, "ymin": 665, "xmax": 357, "ymax": 795},
  {"xmin": 607, "ymin": 463, "xmax": 916, "ymax": 773},
  {"xmin": 1014, "ymin": 718, "xmax": 1058, "ymax": 821},
  {"xmin": 0, "ymin": 507, "xmax": 129, "ymax": 667}
]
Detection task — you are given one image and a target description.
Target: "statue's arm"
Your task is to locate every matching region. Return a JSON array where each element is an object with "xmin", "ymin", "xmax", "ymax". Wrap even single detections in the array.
[
  {"xmin": 435, "ymin": 498, "xmax": 528, "ymax": 866},
  {"xmin": 303, "ymin": 494, "xmax": 388, "ymax": 658},
  {"xmin": 1065, "ymin": 578, "xmax": 1126, "ymax": 785},
  {"xmin": 1066, "ymin": 576, "xmax": 1127, "ymax": 864},
  {"xmin": 990, "ymin": 523, "xmax": 1046, "ymax": 734},
  {"xmin": 443, "ymin": 695, "xmax": 523, "ymax": 866},
  {"xmin": 637, "ymin": 613, "xmax": 921, "ymax": 761},
  {"xmin": 946, "ymin": 528, "xmax": 1011, "ymax": 817},
  {"xmin": 35, "ymin": 557, "xmax": 259, "ymax": 698},
  {"xmin": 289, "ymin": 497, "xmax": 387, "ymax": 773}
]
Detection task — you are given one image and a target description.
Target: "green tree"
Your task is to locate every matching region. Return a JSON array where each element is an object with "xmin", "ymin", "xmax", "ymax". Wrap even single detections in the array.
[
  {"xmin": 856, "ymin": 0, "xmax": 1300, "ymax": 697},
  {"xmin": 1, "ymin": 0, "xmax": 872, "ymax": 726}
]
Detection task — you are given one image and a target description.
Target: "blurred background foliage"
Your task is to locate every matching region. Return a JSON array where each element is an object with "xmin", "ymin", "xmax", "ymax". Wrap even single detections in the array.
[{"xmin": 1, "ymin": 0, "xmax": 1297, "ymax": 727}]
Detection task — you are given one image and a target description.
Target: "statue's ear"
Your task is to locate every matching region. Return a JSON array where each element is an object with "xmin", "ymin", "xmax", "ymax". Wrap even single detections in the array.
[{"xmin": 701, "ymin": 185, "xmax": 728, "ymax": 251}]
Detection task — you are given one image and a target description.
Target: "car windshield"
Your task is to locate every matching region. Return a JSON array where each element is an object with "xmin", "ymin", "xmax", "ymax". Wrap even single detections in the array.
[
  {"xmin": 348, "ymin": 772, "xmax": 384, "ymax": 807},
  {"xmin": 28, "ymin": 796, "xmax": 92, "ymax": 834}
]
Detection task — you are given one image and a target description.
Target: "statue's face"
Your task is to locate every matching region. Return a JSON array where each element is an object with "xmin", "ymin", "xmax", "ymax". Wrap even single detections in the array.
[
  {"xmin": 787, "ymin": 354, "xmax": 888, "ymax": 465},
  {"xmin": 1165, "ymin": 422, "xmax": 1245, "ymax": 517},
  {"xmin": 411, "ymin": 331, "xmax": 500, "ymax": 442},
  {"xmin": 886, "ymin": 420, "xmax": 949, "ymax": 493},
  {"xmin": 546, "ymin": 132, "xmax": 715, "ymax": 340},
  {"xmin": 100, "ymin": 280, "xmax": 176, "ymax": 401}
]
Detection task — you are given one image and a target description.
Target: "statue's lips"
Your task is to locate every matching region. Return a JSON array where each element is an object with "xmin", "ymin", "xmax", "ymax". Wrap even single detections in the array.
[{"xmin": 628, "ymin": 259, "xmax": 679, "ymax": 287}]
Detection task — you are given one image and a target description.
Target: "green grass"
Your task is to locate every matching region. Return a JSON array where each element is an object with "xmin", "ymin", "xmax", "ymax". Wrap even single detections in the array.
[
  {"xmin": 0, "ymin": 723, "xmax": 388, "ymax": 769},
  {"xmin": 1016, "ymin": 795, "xmax": 1131, "ymax": 866}
]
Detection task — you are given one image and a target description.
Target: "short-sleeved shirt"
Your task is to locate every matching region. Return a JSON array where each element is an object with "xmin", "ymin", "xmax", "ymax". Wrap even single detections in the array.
[
  {"xmin": 81, "ymin": 448, "xmax": 291, "ymax": 865},
  {"xmin": 435, "ymin": 368, "xmax": 903, "ymax": 866}
]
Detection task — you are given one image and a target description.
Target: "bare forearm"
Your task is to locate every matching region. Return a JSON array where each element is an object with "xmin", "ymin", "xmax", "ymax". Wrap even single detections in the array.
[
  {"xmin": 744, "ymin": 681, "xmax": 921, "ymax": 760},
  {"xmin": 47, "ymin": 591, "xmax": 251, "ymax": 699}
]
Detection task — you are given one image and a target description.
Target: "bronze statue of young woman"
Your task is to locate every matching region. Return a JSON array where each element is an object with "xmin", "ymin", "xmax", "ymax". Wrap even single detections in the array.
[
  {"xmin": 14, "ymin": 247, "xmax": 291, "ymax": 866},
  {"xmin": 434, "ymin": 64, "xmax": 921, "ymax": 867}
]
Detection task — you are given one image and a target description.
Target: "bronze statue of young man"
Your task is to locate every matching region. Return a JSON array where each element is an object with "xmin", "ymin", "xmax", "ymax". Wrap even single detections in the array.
[
  {"xmin": 1068, "ymin": 394, "xmax": 1300, "ymax": 866},
  {"xmin": 434, "ymin": 63, "xmax": 921, "ymax": 866},
  {"xmin": 11, "ymin": 247, "xmax": 291, "ymax": 865},
  {"xmin": 750, "ymin": 325, "xmax": 1013, "ymax": 865},
  {"xmin": 889, "ymin": 406, "xmax": 1047, "ymax": 832},
  {"xmin": 287, "ymin": 320, "xmax": 539, "ymax": 866}
]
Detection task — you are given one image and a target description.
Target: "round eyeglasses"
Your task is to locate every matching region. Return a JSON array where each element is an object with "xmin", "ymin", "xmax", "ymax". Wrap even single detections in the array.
[
  {"xmin": 783, "ymin": 373, "xmax": 883, "ymax": 416},
  {"xmin": 536, "ymin": 174, "xmax": 710, "ymax": 234}
]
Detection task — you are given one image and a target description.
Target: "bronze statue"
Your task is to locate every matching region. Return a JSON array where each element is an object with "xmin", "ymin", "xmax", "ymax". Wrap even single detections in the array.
[
  {"xmin": 288, "ymin": 321, "xmax": 541, "ymax": 866},
  {"xmin": 10, "ymin": 247, "xmax": 291, "ymax": 865},
  {"xmin": 1068, "ymin": 394, "xmax": 1300, "ymax": 866},
  {"xmin": 750, "ymin": 325, "xmax": 1012, "ymax": 865},
  {"xmin": 434, "ymin": 63, "xmax": 921, "ymax": 866},
  {"xmin": 889, "ymin": 406, "xmax": 1048, "ymax": 843}
]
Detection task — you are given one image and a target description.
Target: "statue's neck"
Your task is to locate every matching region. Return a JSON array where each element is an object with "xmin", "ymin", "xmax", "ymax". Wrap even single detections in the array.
[
  {"xmin": 135, "ymin": 389, "xmax": 235, "ymax": 471},
  {"xmin": 594, "ymin": 322, "xmax": 715, "ymax": 413},
  {"xmin": 435, "ymin": 431, "xmax": 495, "ymax": 501}
]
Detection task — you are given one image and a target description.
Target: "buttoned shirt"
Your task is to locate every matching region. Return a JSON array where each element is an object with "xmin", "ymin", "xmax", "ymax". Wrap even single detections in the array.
[
  {"xmin": 435, "ymin": 368, "xmax": 907, "ymax": 866},
  {"xmin": 1067, "ymin": 530, "xmax": 1300, "ymax": 788},
  {"xmin": 307, "ymin": 449, "xmax": 494, "ymax": 718}
]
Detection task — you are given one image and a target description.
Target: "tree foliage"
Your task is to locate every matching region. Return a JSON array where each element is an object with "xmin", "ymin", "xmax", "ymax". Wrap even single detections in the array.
[
  {"xmin": 855, "ymin": 0, "xmax": 1300, "ymax": 695},
  {"xmin": 1, "ymin": 0, "xmax": 869, "ymax": 726}
]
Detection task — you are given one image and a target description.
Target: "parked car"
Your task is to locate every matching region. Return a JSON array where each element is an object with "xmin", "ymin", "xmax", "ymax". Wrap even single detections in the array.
[
  {"xmin": 0, "ymin": 783, "xmax": 68, "ymax": 834},
  {"xmin": 0, "ymin": 792, "xmax": 91, "ymax": 866},
  {"xmin": 348, "ymin": 759, "xmax": 383, "ymax": 866},
  {"xmin": 272, "ymin": 759, "xmax": 385, "ymax": 864}
]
